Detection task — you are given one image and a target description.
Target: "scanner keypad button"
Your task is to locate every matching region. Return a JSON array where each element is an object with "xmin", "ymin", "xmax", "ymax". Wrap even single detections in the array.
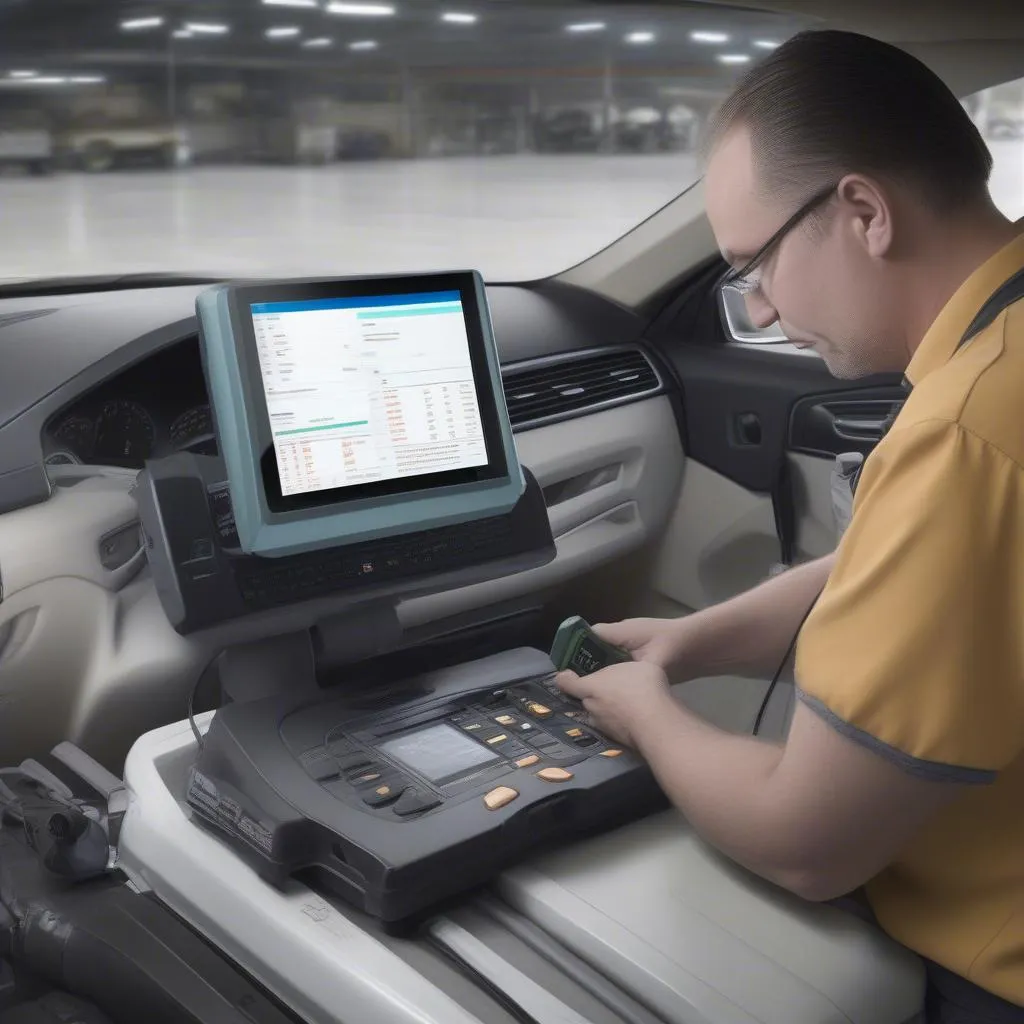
[
  {"xmin": 484, "ymin": 786, "xmax": 519, "ymax": 810},
  {"xmin": 537, "ymin": 767, "xmax": 574, "ymax": 783},
  {"xmin": 599, "ymin": 749, "xmax": 624, "ymax": 758},
  {"xmin": 515, "ymin": 754, "xmax": 540, "ymax": 768},
  {"xmin": 393, "ymin": 789, "xmax": 442, "ymax": 816},
  {"xmin": 362, "ymin": 782, "xmax": 403, "ymax": 807}
]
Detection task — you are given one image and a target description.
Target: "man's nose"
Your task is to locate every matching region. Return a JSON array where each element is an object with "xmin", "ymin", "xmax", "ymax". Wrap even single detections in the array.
[{"xmin": 745, "ymin": 291, "xmax": 780, "ymax": 331}]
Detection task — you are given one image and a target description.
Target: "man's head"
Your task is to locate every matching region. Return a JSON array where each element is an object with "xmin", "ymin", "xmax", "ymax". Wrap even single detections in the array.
[{"xmin": 703, "ymin": 30, "xmax": 997, "ymax": 378}]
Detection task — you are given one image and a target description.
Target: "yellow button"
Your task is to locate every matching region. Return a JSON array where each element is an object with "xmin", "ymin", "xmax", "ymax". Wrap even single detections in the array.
[
  {"xmin": 515, "ymin": 754, "xmax": 540, "ymax": 768},
  {"xmin": 565, "ymin": 727, "xmax": 583, "ymax": 738},
  {"xmin": 486, "ymin": 734, "xmax": 508, "ymax": 745},
  {"xmin": 599, "ymin": 749, "xmax": 623, "ymax": 758},
  {"xmin": 375, "ymin": 785, "xmax": 391, "ymax": 796},
  {"xmin": 536, "ymin": 767, "xmax": 573, "ymax": 783},
  {"xmin": 484, "ymin": 786, "xmax": 519, "ymax": 810},
  {"xmin": 495, "ymin": 714, "xmax": 516, "ymax": 726},
  {"xmin": 527, "ymin": 702, "xmax": 552, "ymax": 718}
]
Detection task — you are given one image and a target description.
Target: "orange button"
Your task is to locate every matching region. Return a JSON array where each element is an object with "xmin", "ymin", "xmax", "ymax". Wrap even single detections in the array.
[
  {"xmin": 375, "ymin": 785, "xmax": 392, "ymax": 796},
  {"xmin": 515, "ymin": 754, "xmax": 540, "ymax": 768},
  {"xmin": 484, "ymin": 786, "xmax": 519, "ymax": 810},
  {"xmin": 526, "ymin": 702, "xmax": 552, "ymax": 718},
  {"xmin": 565, "ymin": 727, "xmax": 583, "ymax": 738},
  {"xmin": 536, "ymin": 767, "xmax": 573, "ymax": 783},
  {"xmin": 495, "ymin": 714, "xmax": 516, "ymax": 726},
  {"xmin": 356, "ymin": 771, "xmax": 382, "ymax": 782},
  {"xmin": 486, "ymin": 733, "xmax": 509, "ymax": 745},
  {"xmin": 599, "ymin": 749, "xmax": 623, "ymax": 758}
]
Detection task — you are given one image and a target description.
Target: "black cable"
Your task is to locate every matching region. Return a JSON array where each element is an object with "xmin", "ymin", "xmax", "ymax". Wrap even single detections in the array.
[
  {"xmin": 752, "ymin": 587, "xmax": 824, "ymax": 737},
  {"xmin": 187, "ymin": 658, "xmax": 219, "ymax": 752}
]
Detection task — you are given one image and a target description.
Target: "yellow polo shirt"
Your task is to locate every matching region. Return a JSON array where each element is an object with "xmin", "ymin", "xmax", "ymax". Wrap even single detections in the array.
[{"xmin": 795, "ymin": 226, "xmax": 1024, "ymax": 1006}]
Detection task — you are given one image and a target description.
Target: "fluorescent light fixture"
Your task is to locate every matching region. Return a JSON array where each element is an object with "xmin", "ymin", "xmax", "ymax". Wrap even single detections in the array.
[
  {"xmin": 71, "ymin": 75, "xmax": 105, "ymax": 84},
  {"xmin": 348, "ymin": 39, "xmax": 378, "ymax": 49},
  {"xmin": 717, "ymin": 53, "xmax": 751, "ymax": 64},
  {"xmin": 566, "ymin": 21, "xmax": 605, "ymax": 32},
  {"xmin": 626, "ymin": 31, "xmax": 655, "ymax": 44},
  {"xmin": 325, "ymin": 2, "xmax": 394, "ymax": 14},
  {"xmin": 302, "ymin": 36, "xmax": 333, "ymax": 46},
  {"xmin": 185, "ymin": 21, "xmax": 230, "ymax": 34},
  {"xmin": 120, "ymin": 16, "xmax": 164, "ymax": 30},
  {"xmin": 263, "ymin": 0, "xmax": 318, "ymax": 5},
  {"xmin": 690, "ymin": 30, "xmax": 729, "ymax": 43},
  {"xmin": 442, "ymin": 12, "xmax": 476, "ymax": 23},
  {"xmin": 754, "ymin": 39, "xmax": 780, "ymax": 49},
  {"xmin": 172, "ymin": 29, "xmax": 193, "ymax": 38},
  {"xmin": 8, "ymin": 70, "xmax": 37, "ymax": 78},
  {"xmin": 266, "ymin": 25, "xmax": 301, "ymax": 37},
  {"xmin": 11, "ymin": 77, "xmax": 68, "ymax": 86}
]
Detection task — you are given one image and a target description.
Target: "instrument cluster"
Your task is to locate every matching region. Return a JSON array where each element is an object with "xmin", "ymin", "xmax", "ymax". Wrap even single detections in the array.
[{"xmin": 41, "ymin": 337, "xmax": 217, "ymax": 470}]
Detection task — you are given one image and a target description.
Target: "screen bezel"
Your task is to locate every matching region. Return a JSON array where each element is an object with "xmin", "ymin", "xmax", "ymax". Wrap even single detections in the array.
[{"xmin": 225, "ymin": 274, "xmax": 509, "ymax": 516}]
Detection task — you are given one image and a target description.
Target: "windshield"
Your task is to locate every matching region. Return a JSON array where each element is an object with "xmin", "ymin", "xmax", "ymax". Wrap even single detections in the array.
[{"xmin": 0, "ymin": 1, "xmax": 809, "ymax": 283}]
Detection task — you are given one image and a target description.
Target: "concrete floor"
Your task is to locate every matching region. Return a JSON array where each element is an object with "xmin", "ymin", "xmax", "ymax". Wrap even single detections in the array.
[{"xmin": 1, "ymin": 143, "xmax": 1021, "ymax": 283}]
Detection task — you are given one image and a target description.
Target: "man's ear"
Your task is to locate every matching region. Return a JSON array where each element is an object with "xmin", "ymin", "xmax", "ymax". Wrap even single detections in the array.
[{"xmin": 837, "ymin": 173, "xmax": 893, "ymax": 259}]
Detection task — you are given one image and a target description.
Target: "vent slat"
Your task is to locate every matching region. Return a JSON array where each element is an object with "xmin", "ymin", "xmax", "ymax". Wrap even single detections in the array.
[{"xmin": 501, "ymin": 348, "xmax": 660, "ymax": 430}]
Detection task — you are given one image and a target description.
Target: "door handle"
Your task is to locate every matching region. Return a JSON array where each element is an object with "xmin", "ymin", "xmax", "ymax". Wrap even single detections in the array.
[{"xmin": 832, "ymin": 415, "xmax": 887, "ymax": 440}]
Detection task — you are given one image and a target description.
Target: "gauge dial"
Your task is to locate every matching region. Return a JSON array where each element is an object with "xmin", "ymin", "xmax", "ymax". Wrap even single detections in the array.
[
  {"xmin": 52, "ymin": 415, "xmax": 95, "ymax": 458},
  {"xmin": 170, "ymin": 404, "xmax": 214, "ymax": 451},
  {"xmin": 93, "ymin": 400, "xmax": 156, "ymax": 465},
  {"xmin": 45, "ymin": 451, "xmax": 81, "ymax": 467}
]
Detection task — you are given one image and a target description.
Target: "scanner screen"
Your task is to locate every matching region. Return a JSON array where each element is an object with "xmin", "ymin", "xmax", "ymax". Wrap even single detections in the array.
[
  {"xmin": 250, "ymin": 292, "xmax": 489, "ymax": 498},
  {"xmin": 379, "ymin": 723, "xmax": 497, "ymax": 782}
]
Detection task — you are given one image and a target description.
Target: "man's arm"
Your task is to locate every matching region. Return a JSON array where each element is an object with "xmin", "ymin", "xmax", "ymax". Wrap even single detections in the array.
[
  {"xmin": 628, "ymin": 693, "xmax": 963, "ymax": 900},
  {"xmin": 669, "ymin": 554, "xmax": 835, "ymax": 681}
]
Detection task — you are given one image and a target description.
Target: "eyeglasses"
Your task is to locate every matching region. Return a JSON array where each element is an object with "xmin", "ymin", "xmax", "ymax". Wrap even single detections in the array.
[{"xmin": 720, "ymin": 182, "xmax": 840, "ymax": 297}]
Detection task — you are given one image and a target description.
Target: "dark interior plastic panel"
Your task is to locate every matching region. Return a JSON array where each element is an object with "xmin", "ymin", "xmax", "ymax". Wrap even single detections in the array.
[{"xmin": 663, "ymin": 342, "xmax": 901, "ymax": 493}]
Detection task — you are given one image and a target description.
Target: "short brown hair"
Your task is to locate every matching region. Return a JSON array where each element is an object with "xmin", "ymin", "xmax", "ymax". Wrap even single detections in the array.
[{"xmin": 704, "ymin": 30, "xmax": 993, "ymax": 212}]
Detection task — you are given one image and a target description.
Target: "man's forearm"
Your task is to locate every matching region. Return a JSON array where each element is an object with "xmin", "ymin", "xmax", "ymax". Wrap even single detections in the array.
[
  {"xmin": 671, "ymin": 554, "xmax": 835, "ymax": 681},
  {"xmin": 631, "ymin": 697, "xmax": 804, "ymax": 892}
]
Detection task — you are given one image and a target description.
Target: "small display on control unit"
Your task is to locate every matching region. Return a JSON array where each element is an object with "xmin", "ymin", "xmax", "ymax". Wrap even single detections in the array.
[{"xmin": 378, "ymin": 723, "xmax": 498, "ymax": 783}]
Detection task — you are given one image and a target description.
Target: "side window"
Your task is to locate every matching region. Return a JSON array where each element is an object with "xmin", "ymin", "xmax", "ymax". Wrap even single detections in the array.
[{"xmin": 963, "ymin": 78, "xmax": 1024, "ymax": 220}]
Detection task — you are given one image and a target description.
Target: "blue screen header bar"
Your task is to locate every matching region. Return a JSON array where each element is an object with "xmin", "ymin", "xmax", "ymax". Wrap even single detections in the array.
[{"xmin": 250, "ymin": 291, "xmax": 462, "ymax": 315}]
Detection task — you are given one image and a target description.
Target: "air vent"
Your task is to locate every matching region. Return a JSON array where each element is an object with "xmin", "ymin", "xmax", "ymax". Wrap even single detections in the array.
[
  {"xmin": 0, "ymin": 309, "xmax": 57, "ymax": 330},
  {"xmin": 502, "ymin": 347, "xmax": 662, "ymax": 430}
]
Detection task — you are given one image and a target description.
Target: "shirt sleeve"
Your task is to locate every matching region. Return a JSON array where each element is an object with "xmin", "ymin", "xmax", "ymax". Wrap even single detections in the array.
[{"xmin": 795, "ymin": 417, "xmax": 1024, "ymax": 781}]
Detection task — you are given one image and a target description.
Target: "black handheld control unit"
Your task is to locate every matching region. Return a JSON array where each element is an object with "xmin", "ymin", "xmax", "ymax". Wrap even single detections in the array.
[{"xmin": 137, "ymin": 271, "xmax": 666, "ymax": 924}]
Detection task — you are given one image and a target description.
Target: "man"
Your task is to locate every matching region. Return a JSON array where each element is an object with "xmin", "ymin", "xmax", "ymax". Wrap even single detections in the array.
[{"xmin": 556, "ymin": 29, "xmax": 1024, "ymax": 1023}]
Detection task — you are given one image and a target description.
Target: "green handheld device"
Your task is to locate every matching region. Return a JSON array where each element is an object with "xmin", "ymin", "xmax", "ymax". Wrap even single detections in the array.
[{"xmin": 549, "ymin": 615, "xmax": 632, "ymax": 676}]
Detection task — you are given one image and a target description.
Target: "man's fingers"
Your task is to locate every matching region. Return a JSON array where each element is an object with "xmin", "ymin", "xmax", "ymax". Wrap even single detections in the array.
[{"xmin": 555, "ymin": 670, "xmax": 585, "ymax": 696}]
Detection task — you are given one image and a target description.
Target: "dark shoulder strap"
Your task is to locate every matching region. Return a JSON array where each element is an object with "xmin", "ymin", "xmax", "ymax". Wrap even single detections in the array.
[
  {"xmin": 957, "ymin": 264, "xmax": 1024, "ymax": 350},
  {"xmin": 849, "ymin": 263, "xmax": 1024, "ymax": 499}
]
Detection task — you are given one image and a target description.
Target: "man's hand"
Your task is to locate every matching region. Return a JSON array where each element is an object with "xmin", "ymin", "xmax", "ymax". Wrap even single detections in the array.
[{"xmin": 555, "ymin": 662, "xmax": 675, "ymax": 748}]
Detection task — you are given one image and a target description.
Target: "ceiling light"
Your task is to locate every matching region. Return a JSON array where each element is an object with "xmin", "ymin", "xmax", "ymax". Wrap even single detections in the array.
[
  {"xmin": 266, "ymin": 26, "xmax": 301, "ymax": 37},
  {"xmin": 754, "ymin": 39, "xmax": 780, "ymax": 49},
  {"xmin": 566, "ymin": 21, "xmax": 605, "ymax": 32},
  {"xmin": 8, "ymin": 70, "xmax": 37, "ymax": 78},
  {"xmin": 325, "ymin": 2, "xmax": 394, "ymax": 14},
  {"xmin": 185, "ymin": 21, "xmax": 230, "ymax": 34},
  {"xmin": 70, "ymin": 75, "xmax": 105, "ymax": 84},
  {"xmin": 626, "ymin": 31, "xmax": 655, "ymax": 44},
  {"xmin": 442, "ymin": 12, "xmax": 476, "ymax": 23},
  {"xmin": 302, "ymin": 36, "xmax": 333, "ymax": 47},
  {"xmin": 172, "ymin": 29, "xmax": 193, "ymax": 38},
  {"xmin": 718, "ymin": 53, "xmax": 751, "ymax": 64},
  {"xmin": 263, "ymin": 0, "xmax": 318, "ymax": 5},
  {"xmin": 120, "ymin": 16, "xmax": 164, "ymax": 30},
  {"xmin": 349, "ymin": 39, "xmax": 378, "ymax": 49},
  {"xmin": 3, "ymin": 76, "xmax": 68, "ymax": 86},
  {"xmin": 690, "ymin": 30, "xmax": 729, "ymax": 44}
]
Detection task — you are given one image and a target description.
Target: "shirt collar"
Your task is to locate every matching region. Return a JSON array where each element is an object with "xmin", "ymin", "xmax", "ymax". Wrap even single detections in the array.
[{"xmin": 906, "ymin": 220, "xmax": 1024, "ymax": 386}]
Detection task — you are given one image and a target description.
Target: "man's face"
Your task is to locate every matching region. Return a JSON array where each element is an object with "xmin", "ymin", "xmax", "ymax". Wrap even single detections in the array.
[{"xmin": 704, "ymin": 127, "xmax": 899, "ymax": 379}]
